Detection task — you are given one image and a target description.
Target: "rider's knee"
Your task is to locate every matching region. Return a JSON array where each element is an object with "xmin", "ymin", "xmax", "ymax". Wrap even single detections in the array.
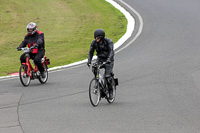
[
  {"xmin": 105, "ymin": 72, "xmax": 114, "ymax": 78},
  {"xmin": 20, "ymin": 58, "xmax": 26, "ymax": 63},
  {"xmin": 105, "ymin": 76, "xmax": 112, "ymax": 83},
  {"xmin": 105, "ymin": 74, "xmax": 111, "ymax": 79},
  {"xmin": 33, "ymin": 58, "xmax": 41, "ymax": 64}
]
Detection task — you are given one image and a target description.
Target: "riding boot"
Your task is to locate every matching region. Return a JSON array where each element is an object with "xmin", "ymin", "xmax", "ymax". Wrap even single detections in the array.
[
  {"xmin": 41, "ymin": 71, "xmax": 45, "ymax": 78},
  {"xmin": 106, "ymin": 77, "xmax": 113, "ymax": 100},
  {"xmin": 108, "ymin": 85, "xmax": 113, "ymax": 100}
]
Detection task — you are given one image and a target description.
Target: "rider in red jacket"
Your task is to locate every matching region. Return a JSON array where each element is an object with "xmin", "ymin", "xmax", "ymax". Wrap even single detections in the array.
[{"xmin": 17, "ymin": 22, "xmax": 46, "ymax": 78}]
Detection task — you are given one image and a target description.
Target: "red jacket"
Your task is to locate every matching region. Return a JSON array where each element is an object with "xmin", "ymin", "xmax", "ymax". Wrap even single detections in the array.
[{"xmin": 19, "ymin": 31, "xmax": 45, "ymax": 53}]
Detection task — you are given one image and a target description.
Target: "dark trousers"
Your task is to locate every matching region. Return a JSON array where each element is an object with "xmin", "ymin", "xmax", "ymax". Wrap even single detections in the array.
[
  {"xmin": 96, "ymin": 58, "xmax": 114, "ymax": 78},
  {"xmin": 97, "ymin": 58, "xmax": 114, "ymax": 91},
  {"xmin": 20, "ymin": 49, "xmax": 45, "ymax": 73}
]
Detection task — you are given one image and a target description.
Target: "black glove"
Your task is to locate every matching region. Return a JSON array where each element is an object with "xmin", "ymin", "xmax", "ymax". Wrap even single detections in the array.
[
  {"xmin": 17, "ymin": 47, "xmax": 21, "ymax": 51},
  {"xmin": 87, "ymin": 61, "xmax": 91, "ymax": 67},
  {"xmin": 106, "ymin": 58, "xmax": 111, "ymax": 63},
  {"xmin": 31, "ymin": 43, "xmax": 39, "ymax": 49}
]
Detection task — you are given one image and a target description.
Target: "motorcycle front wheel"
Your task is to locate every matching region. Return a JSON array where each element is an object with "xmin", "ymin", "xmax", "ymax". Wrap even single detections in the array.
[{"xmin": 19, "ymin": 65, "xmax": 30, "ymax": 87}]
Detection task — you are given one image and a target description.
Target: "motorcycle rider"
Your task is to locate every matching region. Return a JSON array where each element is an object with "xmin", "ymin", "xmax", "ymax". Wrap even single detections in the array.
[
  {"xmin": 17, "ymin": 22, "xmax": 46, "ymax": 78},
  {"xmin": 87, "ymin": 29, "xmax": 115, "ymax": 99}
]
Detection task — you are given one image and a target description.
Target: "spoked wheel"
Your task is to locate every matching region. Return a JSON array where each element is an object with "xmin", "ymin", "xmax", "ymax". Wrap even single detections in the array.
[
  {"xmin": 39, "ymin": 62, "xmax": 48, "ymax": 84},
  {"xmin": 89, "ymin": 78, "xmax": 101, "ymax": 107},
  {"xmin": 107, "ymin": 77, "xmax": 116, "ymax": 103},
  {"xmin": 19, "ymin": 65, "xmax": 30, "ymax": 87}
]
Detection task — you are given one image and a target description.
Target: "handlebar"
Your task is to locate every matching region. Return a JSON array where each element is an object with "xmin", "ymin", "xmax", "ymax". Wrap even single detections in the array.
[
  {"xmin": 92, "ymin": 62, "xmax": 108, "ymax": 69},
  {"xmin": 17, "ymin": 47, "xmax": 31, "ymax": 53}
]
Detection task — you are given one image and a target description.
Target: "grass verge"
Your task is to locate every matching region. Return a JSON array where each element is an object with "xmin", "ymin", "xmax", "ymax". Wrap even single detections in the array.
[{"xmin": 0, "ymin": 0, "xmax": 127, "ymax": 76}]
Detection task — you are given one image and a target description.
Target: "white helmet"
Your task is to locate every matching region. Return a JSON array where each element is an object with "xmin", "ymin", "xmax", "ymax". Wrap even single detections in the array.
[{"xmin": 26, "ymin": 22, "xmax": 37, "ymax": 35}]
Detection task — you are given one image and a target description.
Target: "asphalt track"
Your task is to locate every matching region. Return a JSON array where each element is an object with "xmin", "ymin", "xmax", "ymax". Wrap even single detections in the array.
[{"xmin": 1, "ymin": 0, "xmax": 200, "ymax": 133}]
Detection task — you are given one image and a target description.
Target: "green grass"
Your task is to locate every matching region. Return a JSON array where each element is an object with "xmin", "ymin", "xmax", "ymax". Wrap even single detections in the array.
[{"xmin": 0, "ymin": 0, "xmax": 127, "ymax": 76}]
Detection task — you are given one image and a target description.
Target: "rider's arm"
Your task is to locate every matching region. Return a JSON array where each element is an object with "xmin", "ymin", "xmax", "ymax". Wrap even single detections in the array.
[
  {"xmin": 106, "ymin": 38, "xmax": 114, "ymax": 60},
  {"xmin": 36, "ymin": 33, "xmax": 44, "ymax": 48},
  {"xmin": 18, "ymin": 35, "xmax": 28, "ymax": 48},
  {"xmin": 88, "ymin": 40, "xmax": 95, "ymax": 63}
]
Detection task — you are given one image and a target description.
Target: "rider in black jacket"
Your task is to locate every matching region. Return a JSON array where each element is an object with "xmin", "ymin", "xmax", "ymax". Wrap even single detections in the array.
[
  {"xmin": 17, "ymin": 22, "xmax": 45, "ymax": 78},
  {"xmin": 87, "ymin": 29, "xmax": 115, "ymax": 99}
]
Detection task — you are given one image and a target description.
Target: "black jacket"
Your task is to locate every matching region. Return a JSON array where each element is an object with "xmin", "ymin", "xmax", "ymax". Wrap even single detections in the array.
[
  {"xmin": 19, "ymin": 31, "xmax": 45, "ymax": 49},
  {"xmin": 88, "ymin": 38, "xmax": 114, "ymax": 62}
]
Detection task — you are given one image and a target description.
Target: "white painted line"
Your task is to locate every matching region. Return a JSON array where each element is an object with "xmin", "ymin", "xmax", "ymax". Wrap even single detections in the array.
[
  {"xmin": 106, "ymin": 0, "xmax": 135, "ymax": 50},
  {"xmin": 48, "ymin": 0, "xmax": 136, "ymax": 71},
  {"xmin": 0, "ymin": 0, "xmax": 141, "ymax": 80},
  {"xmin": 115, "ymin": 0, "xmax": 143, "ymax": 53}
]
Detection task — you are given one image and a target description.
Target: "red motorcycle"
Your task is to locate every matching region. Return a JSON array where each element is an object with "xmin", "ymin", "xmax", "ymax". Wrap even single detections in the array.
[{"xmin": 18, "ymin": 47, "xmax": 50, "ymax": 86}]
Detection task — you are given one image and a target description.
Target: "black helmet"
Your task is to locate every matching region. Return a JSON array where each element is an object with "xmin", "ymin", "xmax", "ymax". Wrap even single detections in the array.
[
  {"xmin": 26, "ymin": 22, "xmax": 37, "ymax": 35},
  {"xmin": 94, "ymin": 29, "xmax": 105, "ymax": 39}
]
